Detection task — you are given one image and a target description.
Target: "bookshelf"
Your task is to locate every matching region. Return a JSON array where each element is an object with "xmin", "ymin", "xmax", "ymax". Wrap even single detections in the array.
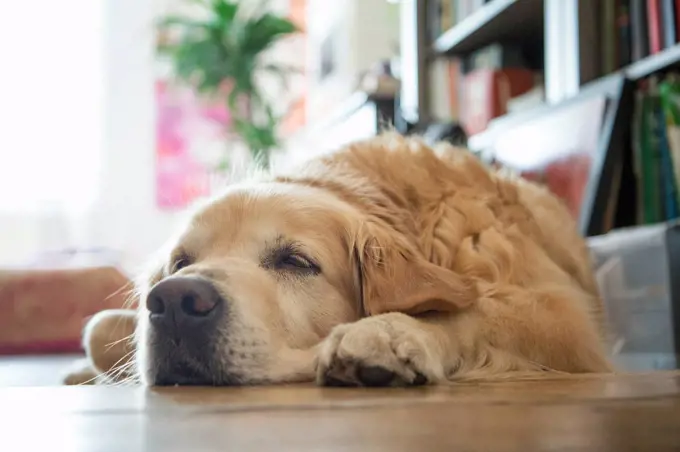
[
  {"xmin": 403, "ymin": 0, "xmax": 680, "ymax": 145},
  {"xmin": 626, "ymin": 44, "xmax": 680, "ymax": 80},
  {"xmin": 399, "ymin": 0, "xmax": 680, "ymax": 233},
  {"xmin": 402, "ymin": 0, "xmax": 544, "ymax": 138},
  {"xmin": 432, "ymin": 0, "xmax": 544, "ymax": 56},
  {"xmin": 468, "ymin": 44, "xmax": 680, "ymax": 149}
]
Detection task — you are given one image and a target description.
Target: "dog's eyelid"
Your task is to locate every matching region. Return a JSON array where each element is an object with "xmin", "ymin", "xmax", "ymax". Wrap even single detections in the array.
[
  {"xmin": 263, "ymin": 242, "xmax": 321, "ymax": 274},
  {"xmin": 283, "ymin": 244, "xmax": 320, "ymax": 267},
  {"xmin": 169, "ymin": 249, "xmax": 192, "ymax": 273},
  {"xmin": 282, "ymin": 253, "xmax": 314, "ymax": 268}
]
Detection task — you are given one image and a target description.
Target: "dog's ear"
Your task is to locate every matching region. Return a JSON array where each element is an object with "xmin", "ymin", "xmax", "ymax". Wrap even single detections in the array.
[{"xmin": 353, "ymin": 221, "xmax": 477, "ymax": 316}]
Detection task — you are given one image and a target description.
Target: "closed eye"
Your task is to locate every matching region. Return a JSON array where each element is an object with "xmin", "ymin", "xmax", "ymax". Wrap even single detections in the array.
[
  {"xmin": 276, "ymin": 253, "xmax": 315, "ymax": 270},
  {"xmin": 169, "ymin": 252, "xmax": 191, "ymax": 274},
  {"xmin": 265, "ymin": 242, "xmax": 321, "ymax": 275}
]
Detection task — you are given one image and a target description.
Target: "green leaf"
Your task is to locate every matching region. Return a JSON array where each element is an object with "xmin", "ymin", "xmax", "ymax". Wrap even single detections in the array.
[
  {"xmin": 156, "ymin": 0, "xmax": 295, "ymax": 170},
  {"xmin": 212, "ymin": 0, "xmax": 239, "ymax": 24},
  {"xmin": 169, "ymin": 36, "xmax": 230, "ymax": 93},
  {"xmin": 156, "ymin": 15, "xmax": 209, "ymax": 30},
  {"xmin": 261, "ymin": 63, "xmax": 301, "ymax": 74},
  {"xmin": 257, "ymin": 14, "xmax": 297, "ymax": 36},
  {"xmin": 241, "ymin": 14, "xmax": 297, "ymax": 54}
]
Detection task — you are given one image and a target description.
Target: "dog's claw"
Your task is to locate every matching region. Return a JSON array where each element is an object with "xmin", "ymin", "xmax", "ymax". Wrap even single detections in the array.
[
  {"xmin": 356, "ymin": 365, "xmax": 396, "ymax": 387},
  {"xmin": 412, "ymin": 372, "xmax": 428, "ymax": 386}
]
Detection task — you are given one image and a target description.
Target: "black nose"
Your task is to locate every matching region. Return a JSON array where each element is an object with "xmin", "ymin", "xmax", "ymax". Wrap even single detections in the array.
[{"xmin": 146, "ymin": 276, "xmax": 224, "ymax": 334}]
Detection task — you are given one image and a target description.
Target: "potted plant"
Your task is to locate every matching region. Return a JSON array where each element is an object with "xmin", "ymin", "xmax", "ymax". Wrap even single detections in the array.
[{"xmin": 157, "ymin": 0, "xmax": 298, "ymax": 169}]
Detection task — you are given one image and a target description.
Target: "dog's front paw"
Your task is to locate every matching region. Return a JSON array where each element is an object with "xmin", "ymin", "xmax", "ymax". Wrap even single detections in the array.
[
  {"xmin": 62, "ymin": 358, "xmax": 99, "ymax": 386},
  {"xmin": 316, "ymin": 313, "xmax": 445, "ymax": 387}
]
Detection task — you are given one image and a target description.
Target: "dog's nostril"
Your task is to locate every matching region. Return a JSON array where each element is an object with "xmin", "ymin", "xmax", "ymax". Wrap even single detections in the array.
[
  {"xmin": 146, "ymin": 276, "xmax": 223, "ymax": 324},
  {"xmin": 147, "ymin": 295, "xmax": 165, "ymax": 315},
  {"xmin": 180, "ymin": 293, "xmax": 218, "ymax": 317}
]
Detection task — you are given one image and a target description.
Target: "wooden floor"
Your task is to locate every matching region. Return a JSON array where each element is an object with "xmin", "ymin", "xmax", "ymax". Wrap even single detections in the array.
[
  {"xmin": 0, "ymin": 354, "xmax": 82, "ymax": 386},
  {"xmin": 2, "ymin": 372, "xmax": 680, "ymax": 451}
]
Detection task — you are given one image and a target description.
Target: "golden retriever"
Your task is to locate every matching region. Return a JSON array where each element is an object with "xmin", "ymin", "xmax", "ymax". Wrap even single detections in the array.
[{"xmin": 65, "ymin": 133, "xmax": 611, "ymax": 387}]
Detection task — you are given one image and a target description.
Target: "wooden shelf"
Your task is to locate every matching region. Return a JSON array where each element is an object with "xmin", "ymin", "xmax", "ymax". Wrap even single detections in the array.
[
  {"xmin": 467, "ymin": 46, "xmax": 680, "ymax": 150},
  {"xmin": 625, "ymin": 44, "xmax": 680, "ymax": 80},
  {"xmin": 432, "ymin": 0, "xmax": 544, "ymax": 56},
  {"xmin": 467, "ymin": 74, "xmax": 627, "ymax": 152}
]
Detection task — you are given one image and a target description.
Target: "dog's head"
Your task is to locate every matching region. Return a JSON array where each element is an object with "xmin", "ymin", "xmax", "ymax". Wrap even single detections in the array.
[{"xmin": 136, "ymin": 180, "xmax": 476, "ymax": 386}]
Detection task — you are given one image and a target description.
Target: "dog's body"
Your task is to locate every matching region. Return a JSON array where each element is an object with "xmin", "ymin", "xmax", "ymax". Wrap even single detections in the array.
[{"xmin": 67, "ymin": 134, "xmax": 611, "ymax": 387}]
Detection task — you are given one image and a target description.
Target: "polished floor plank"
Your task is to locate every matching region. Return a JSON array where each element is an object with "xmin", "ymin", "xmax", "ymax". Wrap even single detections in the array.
[{"xmin": 2, "ymin": 372, "xmax": 679, "ymax": 451}]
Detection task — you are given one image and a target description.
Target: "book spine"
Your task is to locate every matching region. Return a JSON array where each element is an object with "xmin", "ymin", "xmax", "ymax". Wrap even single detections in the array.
[
  {"xmin": 429, "ymin": 0, "xmax": 442, "ymax": 42},
  {"xmin": 662, "ymin": 0, "xmax": 677, "ymax": 48},
  {"xmin": 647, "ymin": 0, "xmax": 663, "ymax": 54},
  {"xmin": 632, "ymin": 89, "xmax": 646, "ymax": 224},
  {"xmin": 630, "ymin": 0, "xmax": 650, "ymax": 61},
  {"xmin": 429, "ymin": 59, "xmax": 452, "ymax": 120},
  {"xmin": 659, "ymin": 78, "xmax": 680, "ymax": 207},
  {"xmin": 676, "ymin": 0, "xmax": 680, "ymax": 42},
  {"xmin": 603, "ymin": 0, "xmax": 617, "ymax": 74},
  {"xmin": 665, "ymin": 125, "xmax": 680, "ymax": 209},
  {"xmin": 655, "ymin": 103, "xmax": 680, "ymax": 219},
  {"xmin": 618, "ymin": 0, "xmax": 632, "ymax": 66},
  {"xmin": 440, "ymin": 0, "xmax": 454, "ymax": 34},
  {"xmin": 656, "ymin": 114, "xmax": 678, "ymax": 221},
  {"xmin": 448, "ymin": 59, "xmax": 462, "ymax": 121},
  {"xmin": 640, "ymin": 84, "xmax": 663, "ymax": 222},
  {"xmin": 460, "ymin": 0, "xmax": 473, "ymax": 20}
]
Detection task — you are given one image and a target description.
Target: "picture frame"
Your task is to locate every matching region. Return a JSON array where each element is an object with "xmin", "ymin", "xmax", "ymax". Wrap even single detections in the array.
[{"xmin": 479, "ymin": 74, "xmax": 634, "ymax": 237}]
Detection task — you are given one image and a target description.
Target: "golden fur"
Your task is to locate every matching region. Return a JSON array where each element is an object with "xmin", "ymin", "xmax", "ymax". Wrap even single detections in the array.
[{"xmin": 65, "ymin": 133, "xmax": 611, "ymax": 387}]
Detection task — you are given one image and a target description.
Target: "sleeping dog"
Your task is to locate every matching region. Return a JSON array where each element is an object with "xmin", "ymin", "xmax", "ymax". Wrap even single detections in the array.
[{"xmin": 65, "ymin": 133, "xmax": 611, "ymax": 387}]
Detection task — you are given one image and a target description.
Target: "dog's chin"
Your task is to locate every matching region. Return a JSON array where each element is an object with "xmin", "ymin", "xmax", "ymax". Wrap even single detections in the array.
[
  {"xmin": 143, "ymin": 356, "xmax": 253, "ymax": 387},
  {"xmin": 151, "ymin": 363, "xmax": 243, "ymax": 386},
  {"xmin": 137, "ymin": 341, "xmax": 250, "ymax": 387}
]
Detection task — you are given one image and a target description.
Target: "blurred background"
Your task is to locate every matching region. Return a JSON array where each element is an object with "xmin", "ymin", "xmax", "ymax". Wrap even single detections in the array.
[
  {"xmin": 2, "ymin": 0, "xmax": 680, "ymax": 383},
  {"xmin": 0, "ymin": 0, "xmax": 403, "ymax": 271}
]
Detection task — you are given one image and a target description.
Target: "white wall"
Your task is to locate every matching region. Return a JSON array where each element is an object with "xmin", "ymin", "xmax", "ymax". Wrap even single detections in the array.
[
  {"xmin": 0, "ymin": 0, "xmax": 100, "ymax": 266},
  {"xmin": 85, "ymin": 0, "xmax": 181, "ymax": 272},
  {"xmin": 0, "ymin": 0, "xmax": 180, "ymax": 271},
  {"xmin": 0, "ymin": 0, "xmax": 360, "ymax": 272},
  {"xmin": 305, "ymin": 0, "xmax": 399, "ymax": 121}
]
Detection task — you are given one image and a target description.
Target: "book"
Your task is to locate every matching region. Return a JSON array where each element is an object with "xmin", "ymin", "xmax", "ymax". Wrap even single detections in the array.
[
  {"xmin": 429, "ymin": 0, "xmax": 443, "ymax": 42},
  {"xmin": 676, "ymin": 0, "xmax": 680, "ymax": 42},
  {"xmin": 455, "ymin": 0, "xmax": 467, "ymax": 21},
  {"xmin": 471, "ymin": 0, "xmax": 486, "ymax": 11},
  {"xmin": 460, "ymin": 68, "xmax": 535, "ymax": 135},
  {"xmin": 652, "ymin": 95, "xmax": 679, "ymax": 219},
  {"xmin": 602, "ymin": 0, "xmax": 618, "ymax": 74},
  {"xmin": 647, "ymin": 0, "xmax": 662, "ymax": 54},
  {"xmin": 458, "ymin": 0, "xmax": 476, "ymax": 21},
  {"xmin": 630, "ymin": 0, "xmax": 650, "ymax": 61},
  {"xmin": 659, "ymin": 76, "xmax": 680, "ymax": 124},
  {"xmin": 447, "ymin": 59, "xmax": 462, "ymax": 121},
  {"xmin": 465, "ymin": 43, "xmax": 528, "ymax": 73},
  {"xmin": 429, "ymin": 59, "xmax": 453, "ymax": 120},
  {"xmin": 617, "ymin": 1, "xmax": 632, "ymax": 67},
  {"xmin": 632, "ymin": 89, "xmax": 645, "ymax": 224},
  {"xmin": 661, "ymin": 0, "xmax": 677, "ymax": 48},
  {"xmin": 440, "ymin": 0, "xmax": 455, "ymax": 34},
  {"xmin": 635, "ymin": 84, "xmax": 663, "ymax": 223},
  {"xmin": 659, "ymin": 76, "xmax": 680, "ymax": 208}
]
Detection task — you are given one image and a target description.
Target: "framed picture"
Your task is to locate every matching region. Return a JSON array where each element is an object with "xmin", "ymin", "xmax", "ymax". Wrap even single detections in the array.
[{"xmin": 483, "ymin": 75, "xmax": 634, "ymax": 236}]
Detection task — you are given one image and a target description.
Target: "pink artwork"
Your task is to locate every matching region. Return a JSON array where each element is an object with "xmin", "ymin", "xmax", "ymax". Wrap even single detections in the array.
[{"xmin": 155, "ymin": 80, "xmax": 231, "ymax": 210}]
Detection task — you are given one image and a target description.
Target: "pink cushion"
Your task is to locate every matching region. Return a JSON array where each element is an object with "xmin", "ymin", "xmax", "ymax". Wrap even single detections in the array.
[{"xmin": 0, "ymin": 267, "xmax": 136, "ymax": 354}]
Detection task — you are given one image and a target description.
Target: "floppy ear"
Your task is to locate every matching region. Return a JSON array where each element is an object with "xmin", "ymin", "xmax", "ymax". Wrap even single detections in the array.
[{"xmin": 354, "ymin": 221, "xmax": 478, "ymax": 316}]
